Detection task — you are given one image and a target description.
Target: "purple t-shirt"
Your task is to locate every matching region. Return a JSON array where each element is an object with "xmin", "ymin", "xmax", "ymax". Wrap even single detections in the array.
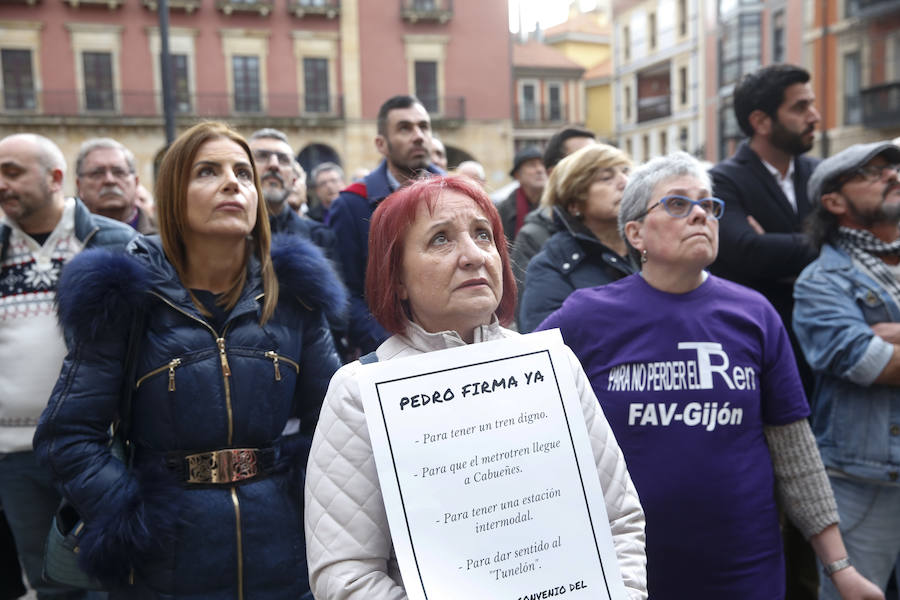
[{"xmin": 539, "ymin": 273, "xmax": 809, "ymax": 599}]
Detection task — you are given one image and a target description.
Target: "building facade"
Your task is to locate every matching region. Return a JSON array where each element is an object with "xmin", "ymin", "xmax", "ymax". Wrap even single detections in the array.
[
  {"xmin": 612, "ymin": 0, "xmax": 705, "ymax": 163},
  {"xmin": 0, "ymin": 0, "xmax": 514, "ymax": 194},
  {"xmin": 805, "ymin": 0, "xmax": 900, "ymax": 154}
]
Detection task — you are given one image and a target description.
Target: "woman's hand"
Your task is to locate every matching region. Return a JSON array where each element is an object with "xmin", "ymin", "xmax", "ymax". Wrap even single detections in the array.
[{"xmin": 831, "ymin": 566, "xmax": 885, "ymax": 600}]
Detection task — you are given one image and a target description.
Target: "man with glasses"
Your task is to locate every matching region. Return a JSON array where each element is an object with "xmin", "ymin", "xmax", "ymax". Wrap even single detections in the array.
[
  {"xmin": 0, "ymin": 133, "xmax": 135, "ymax": 599},
  {"xmin": 248, "ymin": 129, "xmax": 337, "ymax": 258},
  {"xmin": 75, "ymin": 137, "xmax": 155, "ymax": 234},
  {"xmin": 793, "ymin": 141, "xmax": 900, "ymax": 600}
]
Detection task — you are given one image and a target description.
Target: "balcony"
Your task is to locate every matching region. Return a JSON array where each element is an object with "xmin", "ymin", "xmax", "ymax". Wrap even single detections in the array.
[
  {"xmin": 637, "ymin": 94, "xmax": 671, "ymax": 123},
  {"xmin": 291, "ymin": 0, "xmax": 339, "ymax": 18},
  {"xmin": 216, "ymin": 0, "xmax": 273, "ymax": 16},
  {"xmin": 861, "ymin": 82, "xmax": 900, "ymax": 129},
  {"xmin": 0, "ymin": 88, "xmax": 346, "ymax": 127},
  {"xmin": 423, "ymin": 95, "xmax": 465, "ymax": 126},
  {"xmin": 63, "ymin": 0, "xmax": 123, "ymax": 8},
  {"xmin": 847, "ymin": 0, "xmax": 900, "ymax": 20},
  {"xmin": 400, "ymin": 0, "xmax": 452, "ymax": 24},
  {"xmin": 142, "ymin": 0, "xmax": 202, "ymax": 13},
  {"xmin": 514, "ymin": 103, "xmax": 570, "ymax": 127}
]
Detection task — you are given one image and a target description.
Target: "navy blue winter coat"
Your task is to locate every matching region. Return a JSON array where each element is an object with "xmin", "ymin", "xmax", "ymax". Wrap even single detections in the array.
[
  {"xmin": 34, "ymin": 235, "xmax": 345, "ymax": 599},
  {"xmin": 518, "ymin": 207, "xmax": 634, "ymax": 333}
]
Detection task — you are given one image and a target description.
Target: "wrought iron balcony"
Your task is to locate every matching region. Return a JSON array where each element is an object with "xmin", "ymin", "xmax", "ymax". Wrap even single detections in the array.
[
  {"xmin": 216, "ymin": 0, "xmax": 273, "ymax": 16},
  {"xmin": 291, "ymin": 0, "xmax": 339, "ymax": 18},
  {"xmin": 63, "ymin": 0, "xmax": 123, "ymax": 8},
  {"xmin": 400, "ymin": 0, "xmax": 453, "ymax": 24},
  {"xmin": 861, "ymin": 82, "xmax": 900, "ymax": 129},
  {"xmin": 142, "ymin": 0, "xmax": 202, "ymax": 13},
  {"xmin": 846, "ymin": 0, "xmax": 900, "ymax": 20},
  {"xmin": 0, "ymin": 88, "xmax": 345, "ymax": 125},
  {"xmin": 637, "ymin": 95, "xmax": 671, "ymax": 123},
  {"xmin": 514, "ymin": 103, "xmax": 571, "ymax": 127}
]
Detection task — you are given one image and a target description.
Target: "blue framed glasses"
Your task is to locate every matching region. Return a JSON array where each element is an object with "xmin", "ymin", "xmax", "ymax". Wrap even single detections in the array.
[{"xmin": 636, "ymin": 196, "xmax": 725, "ymax": 220}]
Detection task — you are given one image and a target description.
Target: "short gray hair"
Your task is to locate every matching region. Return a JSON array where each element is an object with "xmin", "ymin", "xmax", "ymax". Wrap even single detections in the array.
[
  {"xmin": 618, "ymin": 151, "xmax": 712, "ymax": 264},
  {"xmin": 310, "ymin": 161, "xmax": 344, "ymax": 186},
  {"xmin": 249, "ymin": 128, "xmax": 289, "ymax": 144},
  {"xmin": 75, "ymin": 138, "xmax": 135, "ymax": 176}
]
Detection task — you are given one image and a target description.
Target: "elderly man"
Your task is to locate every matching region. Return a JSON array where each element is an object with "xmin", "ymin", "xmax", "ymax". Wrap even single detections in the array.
[
  {"xmin": 328, "ymin": 94, "xmax": 444, "ymax": 355},
  {"xmin": 497, "ymin": 146, "xmax": 547, "ymax": 243},
  {"xmin": 0, "ymin": 133, "xmax": 135, "ymax": 598},
  {"xmin": 75, "ymin": 137, "xmax": 155, "ymax": 234},
  {"xmin": 308, "ymin": 162, "xmax": 345, "ymax": 223},
  {"xmin": 793, "ymin": 141, "xmax": 900, "ymax": 600},
  {"xmin": 430, "ymin": 136, "xmax": 448, "ymax": 171}
]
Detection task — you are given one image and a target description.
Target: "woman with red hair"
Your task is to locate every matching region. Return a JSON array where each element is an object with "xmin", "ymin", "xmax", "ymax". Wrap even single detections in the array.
[{"xmin": 304, "ymin": 175, "xmax": 647, "ymax": 599}]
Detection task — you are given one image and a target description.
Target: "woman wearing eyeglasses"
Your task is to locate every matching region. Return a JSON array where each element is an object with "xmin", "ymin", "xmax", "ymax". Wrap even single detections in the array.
[{"xmin": 537, "ymin": 152, "xmax": 882, "ymax": 599}]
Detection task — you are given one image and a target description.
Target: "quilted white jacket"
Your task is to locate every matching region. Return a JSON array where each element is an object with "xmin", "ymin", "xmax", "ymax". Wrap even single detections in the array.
[{"xmin": 305, "ymin": 321, "xmax": 647, "ymax": 599}]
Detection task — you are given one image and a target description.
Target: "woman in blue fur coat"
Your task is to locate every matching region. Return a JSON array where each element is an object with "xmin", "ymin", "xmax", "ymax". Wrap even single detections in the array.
[{"xmin": 34, "ymin": 122, "xmax": 345, "ymax": 599}]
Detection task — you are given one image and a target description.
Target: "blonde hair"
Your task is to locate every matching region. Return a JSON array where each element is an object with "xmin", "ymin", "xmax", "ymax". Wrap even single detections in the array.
[
  {"xmin": 155, "ymin": 122, "xmax": 278, "ymax": 324},
  {"xmin": 540, "ymin": 143, "xmax": 631, "ymax": 216}
]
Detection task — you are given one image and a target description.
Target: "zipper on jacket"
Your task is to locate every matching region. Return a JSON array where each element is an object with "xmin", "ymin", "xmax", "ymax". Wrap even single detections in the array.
[
  {"xmin": 135, "ymin": 358, "xmax": 182, "ymax": 390},
  {"xmin": 264, "ymin": 351, "xmax": 281, "ymax": 381},
  {"xmin": 231, "ymin": 487, "xmax": 244, "ymax": 600}
]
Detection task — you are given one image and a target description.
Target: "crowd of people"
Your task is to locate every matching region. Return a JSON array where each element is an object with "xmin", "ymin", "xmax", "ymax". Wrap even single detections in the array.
[{"xmin": 0, "ymin": 61, "xmax": 898, "ymax": 600}]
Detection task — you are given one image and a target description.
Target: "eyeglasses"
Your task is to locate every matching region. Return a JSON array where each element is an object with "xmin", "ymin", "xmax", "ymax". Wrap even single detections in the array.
[
  {"xmin": 81, "ymin": 167, "xmax": 133, "ymax": 181},
  {"xmin": 252, "ymin": 149, "xmax": 292, "ymax": 166},
  {"xmin": 635, "ymin": 195, "xmax": 725, "ymax": 220},
  {"xmin": 850, "ymin": 163, "xmax": 900, "ymax": 182}
]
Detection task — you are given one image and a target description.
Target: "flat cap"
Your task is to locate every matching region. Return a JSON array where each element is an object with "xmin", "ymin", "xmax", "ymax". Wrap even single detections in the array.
[
  {"xmin": 808, "ymin": 141, "xmax": 900, "ymax": 202},
  {"xmin": 510, "ymin": 146, "xmax": 543, "ymax": 177}
]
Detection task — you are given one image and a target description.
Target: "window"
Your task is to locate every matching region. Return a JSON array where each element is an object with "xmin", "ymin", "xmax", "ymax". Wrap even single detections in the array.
[
  {"xmin": 232, "ymin": 55, "xmax": 260, "ymax": 112},
  {"xmin": 623, "ymin": 25, "xmax": 630, "ymax": 61},
  {"xmin": 648, "ymin": 12, "xmax": 657, "ymax": 51},
  {"xmin": 637, "ymin": 63, "xmax": 671, "ymax": 123},
  {"xmin": 844, "ymin": 51, "xmax": 861, "ymax": 125},
  {"xmin": 303, "ymin": 57, "xmax": 330, "ymax": 113},
  {"xmin": 679, "ymin": 126, "xmax": 689, "ymax": 151},
  {"xmin": 772, "ymin": 10, "xmax": 785, "ymax": 64},
  {"xmin": 171, "ymin": 54, "xmax": 191, "ymax": 114},
  {"xmin": 547, "ymin": 82, "xmax": 562, "ymax": 121},
  {"xmin": 414, "ymin": 60, "xmax": 438, "ymax": 113},
  {"xmin": 519, "ymin": 82, "xmax": 537, "ymax": 121},
  {"xmin": 678, "ymin": 0, "xmax": 688, "ymax": 36},
  {"xmin": 659, "ymin": 130, "xmax": 667, "ymax": 154},
  {"xmin": 625, "ymin": 138, "xmax": 633, "ymax": 157},
  {"xmin": 719, "ymin": 101, "xmax": 740, "ymax": 160},
  {"xmin": 719, "ymin": 12, "xmax": 761, "ymax": 87},
  {"xmin": 1, "ymin": 49, "xmax": 35, "ymax": 110},
  {"xmin": 642, "ymin": 134, "xmax": 650, "ymax": 161},
  {"xmin": 679, "ymin": 66, "xmax": 688, "ymax": 105},
  {"xmin": 845, "ymin": 0, "xmax": 860, "ymax": 17},
  {"xmin": 83, "ymin": 51, "xmax": 115, "ymax": 111},
  {"xmin": 624, "ymin": 84, "xmax": 632, "ymax": 120}
]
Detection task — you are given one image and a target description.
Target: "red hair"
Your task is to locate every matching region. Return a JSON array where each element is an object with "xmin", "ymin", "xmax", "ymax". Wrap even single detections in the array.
[{"xmin": 366, "ymin": 175, "xmax": 517, "ymax": 335}]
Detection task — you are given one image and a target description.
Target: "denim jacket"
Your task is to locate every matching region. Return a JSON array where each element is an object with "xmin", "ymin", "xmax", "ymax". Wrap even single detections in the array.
[{"xmin": 792, "ymin": 243, "xmax": 900, "ymax": 484}]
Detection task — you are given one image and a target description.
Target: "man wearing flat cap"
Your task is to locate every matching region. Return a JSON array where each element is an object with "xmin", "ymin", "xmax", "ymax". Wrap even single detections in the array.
[
  {"xmin": 793, "ymin": 141, "xmax": 900, "ymax": 599},
  {"xmin": 497, "ymin": 146, "xmax": 547, "ymax": 243}
]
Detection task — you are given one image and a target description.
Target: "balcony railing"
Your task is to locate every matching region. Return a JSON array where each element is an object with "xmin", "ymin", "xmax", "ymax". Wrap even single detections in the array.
[
  {"xmin": 64, "ymin": 0, "xmax": 123, "ymax": 8},
  {"xmin": 0, "ymin": 89, "xmax": 345, "ymax": 122},
  {"xmin": 142, "ymin": 0, "xmax": 202, "ymax": 12},
  {"xmin": 400, "ymin": 0, "xmax": 452, "ymax": 23},
  {"xmin": 418, "ymin": 95, "xmax": 465, "ymax": 123},
  {"xmin": 216, "ymin": 0, "xmax": 273, "ymax": 16},
  {"xmin": 291, "ymin": 0, "xmax": 339, "ymax": 18},
  {"xmin": 847, "ymin": 0, "xmax": 900, "ymax": 20},
  {"xmin": 515, "ymin": 103, "xmax": 570, "ymax": 127},
  {"xmin": 861, "ymin": 82, "xmax": 900, "ymax": 129}
]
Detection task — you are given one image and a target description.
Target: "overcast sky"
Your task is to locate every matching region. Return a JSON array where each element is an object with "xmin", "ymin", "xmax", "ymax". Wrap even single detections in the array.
[{"xmin": 508, "ymin": 0, "xmax": 600, "ymax": 33}]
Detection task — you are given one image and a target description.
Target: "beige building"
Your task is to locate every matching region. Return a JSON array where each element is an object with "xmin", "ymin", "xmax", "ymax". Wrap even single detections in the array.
[
  {"xmin": 612, "ymin": 0, "xmax": 704, "ymax": 163},
  {"xmin": 0, "ymin": 0, "xmax": 515, "ymax": 195}
]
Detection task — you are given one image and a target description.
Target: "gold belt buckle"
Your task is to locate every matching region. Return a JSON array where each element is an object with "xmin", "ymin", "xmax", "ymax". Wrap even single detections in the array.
[{"xmin": 186, "ymin": 448, "xmax": 259, "ymax": 484}]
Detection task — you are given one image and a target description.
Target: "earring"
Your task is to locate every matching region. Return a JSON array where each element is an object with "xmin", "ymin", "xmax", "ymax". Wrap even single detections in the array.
[
  {"xmin": 641, "ymin": 249, "xmax": 648, "ymax": 263},
  {"xmin": 574, "ymin": 210, "xmax": 582, "ymax": 218}
]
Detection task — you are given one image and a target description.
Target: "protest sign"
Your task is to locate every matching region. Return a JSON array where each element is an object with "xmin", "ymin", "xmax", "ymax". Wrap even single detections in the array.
[{"xmin": 358, "ymin": 329, "xmax": 630, "ymax": 600}]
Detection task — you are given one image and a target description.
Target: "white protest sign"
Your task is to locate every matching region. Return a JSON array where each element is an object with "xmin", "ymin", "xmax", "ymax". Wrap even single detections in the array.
[{"xmin": 358, "ymin": 329, "xmax": 629, "ymax": 600}]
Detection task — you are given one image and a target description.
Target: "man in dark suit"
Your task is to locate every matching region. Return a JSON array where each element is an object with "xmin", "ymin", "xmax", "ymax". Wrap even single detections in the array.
[{"xmin": 709, "ymin": 63, "xmax": 821, "ymax": 600}]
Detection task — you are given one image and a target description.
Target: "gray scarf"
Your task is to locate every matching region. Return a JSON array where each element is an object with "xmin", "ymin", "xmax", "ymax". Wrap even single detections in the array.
[{"xmin": 836, "ymin": 227, "xmax": 900, "ymax": 304}]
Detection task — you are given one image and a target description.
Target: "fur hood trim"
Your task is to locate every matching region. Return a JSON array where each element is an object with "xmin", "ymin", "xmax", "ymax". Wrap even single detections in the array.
[
  {"xmin": 56, "ymin": 248, "xmax": 152, "ymax": 343},
  {"xmin": 57, "ymin": 235, "xmax": 347, "ymax": 342},
  {"xmin": 270, "ymin": 234, "xmax": 347, "ymax": 324}
]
